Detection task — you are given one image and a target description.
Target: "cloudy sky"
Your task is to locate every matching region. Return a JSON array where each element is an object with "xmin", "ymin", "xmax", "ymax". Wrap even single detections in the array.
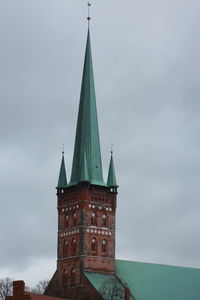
[{"xmin": 1, "ymin": 0, "xmax": 200, "ymax": 287}]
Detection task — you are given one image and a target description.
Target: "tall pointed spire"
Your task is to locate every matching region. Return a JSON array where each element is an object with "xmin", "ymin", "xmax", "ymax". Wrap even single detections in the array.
[
  {"xmin": 107, "ymin": 152, "xmax": 117, "ymax": 187},
  {"xmin": 80, "ymin": 151, "xmax": 89, "ymax": 182},
  {"xmin": 57, "ymin": 152, "xmax": 67, "ymax": 188},
  {"xmin": 69, "ymin": 29, "xmax": 105, "ymax": 186}
]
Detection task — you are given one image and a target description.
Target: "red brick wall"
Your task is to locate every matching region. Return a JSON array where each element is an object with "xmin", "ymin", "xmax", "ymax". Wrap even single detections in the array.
[{"xmin": 49, "ymin": 183, "xmax": 118, "ymax": 296}]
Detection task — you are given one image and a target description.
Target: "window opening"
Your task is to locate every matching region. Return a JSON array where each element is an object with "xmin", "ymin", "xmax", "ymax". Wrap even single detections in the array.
[
  {"xmin": 102, "ymin": 214, "xmax": 108, "ymax": 227},
  {"xmin": 63, "ymin": 240, "xmax": 68, "ymax": 257},
  {"xmin": 65, "ymin": 214, "xmax": 69, "ymax": 227},
  {"xmin": 73, "ymin": 212, "xmax": 77, "ymax": 226},
  {"xmin": 70, "ymin": 268, "xmax": 75, "ymax": 285},
  {"xmin": 62, "ymin": 270, "xmax": 68, "ymax": 287},
  {"xmin": 71, "ymin": 238, "xmax": 76, "ymax": 256},
  {"xmin": 102, "ymin": 239, "xmax": 107, "ymax": 253},
  {"xmin": 91, "ymin": 237, "xmax": 97, "ymax": 253},
  {"xmin": 91, "ymin": 212, "xmax": 97, "ymax": 226}
]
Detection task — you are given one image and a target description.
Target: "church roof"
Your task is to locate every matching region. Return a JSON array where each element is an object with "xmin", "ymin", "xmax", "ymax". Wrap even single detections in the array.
[
  {"xmin": 84, "ymin": 272, "xmax": 118, "ymax": 292},
  {"xmin": 85, "ymin": 259, "xmax": 200, "ymax": 300},
  {"xmin": 26, "ymin": 293, "xmax": 69, "ymax": 300},
  {"xmin": 69, "ymin": 30, "xmax": 105, "ymax": 187}
]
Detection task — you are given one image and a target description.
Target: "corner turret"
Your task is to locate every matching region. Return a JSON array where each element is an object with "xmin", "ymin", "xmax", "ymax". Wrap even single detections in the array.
[
  {"xmin": 57, "ymin": 152, "xmax": 67, "ymax": 188},
  {"xmin": 107, "ymin": 152, "xmax": 117, "ymax": 187}
]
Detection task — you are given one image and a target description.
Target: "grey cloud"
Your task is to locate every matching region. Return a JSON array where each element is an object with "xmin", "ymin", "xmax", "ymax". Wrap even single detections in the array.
[{"xmin": 0, "ymin": 0, "xmax": 200, "ymax": 285}]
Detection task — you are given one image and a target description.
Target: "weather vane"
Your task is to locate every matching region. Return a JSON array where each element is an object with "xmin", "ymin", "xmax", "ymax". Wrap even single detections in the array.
[{"xmin": 87, "ymin": 2, "xmax": 91, "ymax": 26}]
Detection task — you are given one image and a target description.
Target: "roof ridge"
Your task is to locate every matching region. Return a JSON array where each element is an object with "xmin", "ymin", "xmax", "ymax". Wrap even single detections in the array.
[{"xmin": 116, "ymin": 259, "xmax": 200, "ymax": 270}]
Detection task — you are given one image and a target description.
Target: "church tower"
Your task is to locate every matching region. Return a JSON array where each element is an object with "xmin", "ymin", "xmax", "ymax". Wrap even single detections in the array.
[{"xmin": 45, "ymin": 25, "xmax": 118, "ymax": 299}]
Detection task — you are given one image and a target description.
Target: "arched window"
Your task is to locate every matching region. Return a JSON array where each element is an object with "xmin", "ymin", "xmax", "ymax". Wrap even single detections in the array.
[
  {"xmin": 71, "ymin": 238, "xmax": 77, "ymax": 256},
  {"xmin": 91, "ymin": 237, "xmax": 97, "ymax": 253},
  {"xmin": 102, "ymin": 214, "xmax": 108, "ymax": 227},
  {"xmin": 102, "ymin": 239, "xmax": 107, "ymax": 253},
  {"xmin": 63, "ymin": 240, "xmax": 68, "ymax": 257},
  {"xmin": 73, "ymin": 212, "xmax": 77, "ymax": 226},
  {"xmin": 70, "ymin": 268, "xmax": 75, "ymax": 286},
  {"xmin": 91, "ymin": 212, "xmax": 97, "ymax": 226},
  {"xmin": 65, "ymin": 214, "xmax": 69, "ymax": 228},
  {"xmin": 62, "ymin": 270, "xmax": 68, "ymax": 287}
]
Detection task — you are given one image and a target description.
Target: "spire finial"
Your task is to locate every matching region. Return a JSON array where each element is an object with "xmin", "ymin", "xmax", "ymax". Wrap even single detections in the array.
[
  {"xmin": 87, "ymin": 2, "xmax": 91, "ymax": 27},
  {"xmin": 111, "ymin": 143, "xmax": 113, "ymax": 155},
  {"xmin": 62, "ymin": 144, "xmax": 64, "ymax": 155}
]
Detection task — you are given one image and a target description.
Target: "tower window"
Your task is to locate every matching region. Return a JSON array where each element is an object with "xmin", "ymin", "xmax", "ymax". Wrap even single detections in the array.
[
  {"xmin": 71, "ymin": 238, "xmax": 77, "ymax": 256},
  {"xmin": 65, "ymin": 215, "xmax": 69, "ymax": 227},
  {"xmin": 62, "ymin": 270, "xmax": 68, "ymax": 287},
  {"xmin": 91, "ymin": 237, "xmax": 97, "ymax": 253},
  {"xmin": 91, "ymin": 212, "xmax": 97, "ymax": 226},
  {"xmin": 63, "ymin": 240, "xmax": 68, "ymax": 257},
  {"xmin": 102, "ymin": 239, "xmax": 107, "ymax": 253},
  {"xmin": 73, "ymin": 212, "xmax": 77, "ymax": 226},
  {"xmin": 102, "ymin": 214, "xmax": 108, "ymax": 227},
  {"xmin": 70, "ymin": 268, "xmax": 75, "ymax": 286}
]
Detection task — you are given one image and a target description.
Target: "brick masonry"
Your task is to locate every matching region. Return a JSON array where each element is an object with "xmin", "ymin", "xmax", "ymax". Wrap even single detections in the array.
[{"xmin": 44, "ymin": 182, "xmax": 117, "ymax": 299}]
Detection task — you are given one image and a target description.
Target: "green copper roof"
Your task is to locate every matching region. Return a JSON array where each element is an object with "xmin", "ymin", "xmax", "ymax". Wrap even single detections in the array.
[
  {"xmin": 84, "ymin": 272, "xmax": 125, "ymax": 299},
  {"xmin": 85, "ymin": 260, "xmax": 200, "ymax": 300},
  {"xmin": 116, "ymin": 259, "xmax": 200, "ymax": 300},
  {"xmin": 84, "ymin": 272, "xmax": 116, "ymax": 292},
  {"xmin": 80, "ymin": 151, "xmax": 89, "ymax": 182},
  {"xmin": 69, "ymin": 30, "xmax": 105, "ymax": 186},
  {"xmin": 107, "ymin": 153, "xmax": 117, "ymax": 186},
  {"xmin": 57, "ymin": 153, "xmax": 67, "ymax": 187}
]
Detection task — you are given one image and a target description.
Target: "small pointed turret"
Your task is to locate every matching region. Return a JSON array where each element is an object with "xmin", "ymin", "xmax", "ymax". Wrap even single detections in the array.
[
  {"xmin": 57, "ymin": 152, "xmax": 67, "ymax": 188},
  {"xmin": 107, "ymin": 152, "xmax": 117, "ymax": 187},
  {"xmin": 80, "ymin": 151, "xmax": 90, "ymax": 182},
  {"xmin": 69, "ymin": 29, "xmax": 105, "ymax": 186}
]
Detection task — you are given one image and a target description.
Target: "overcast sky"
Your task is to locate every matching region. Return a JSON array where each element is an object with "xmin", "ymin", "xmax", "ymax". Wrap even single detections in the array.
[{"xmin": 0, "ymin": 0, "xmax": 200, "ymax": 287}]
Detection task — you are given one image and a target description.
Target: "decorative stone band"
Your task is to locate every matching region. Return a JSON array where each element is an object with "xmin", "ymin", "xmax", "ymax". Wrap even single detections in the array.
[
  {"xmin": 60, "ymin": 228, "xmax": 112, "ymax": 237},
  {"xmin": 87, "ymin": 228, "xmax": 112, "ymax": 236},
  {"xmin": 61, "ymin": 205, "xmax": 79, "ymax": 212},
  {"xmin": 60, "ymin": 204, "xmax": 112, "ymax": 212},
  {"xmin": 60, "ymin": 230, "xmax": 80, "ymax": 237},
  {"xmin": 88, "ymin": 204, "xmax": 112, "ymax": 211}
]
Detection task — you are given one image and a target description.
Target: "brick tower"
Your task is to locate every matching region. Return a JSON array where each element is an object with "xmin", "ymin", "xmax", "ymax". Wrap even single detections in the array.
[{"xmin": 45, "ymin": 28, "xmax": 118, "ymax": 299}]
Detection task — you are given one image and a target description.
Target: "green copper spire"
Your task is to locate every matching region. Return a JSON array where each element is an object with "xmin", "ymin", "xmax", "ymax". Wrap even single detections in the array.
[
  {"xmin": 57, "ymin": 152, "xmax": 67, "ymax": 187},
  {"xmin": 80, "ymin": 151, "xmax": 89, "ymax": 182},
  {"xmin": 69, "ymin": 30, "xmax": 105, "ymax": 186},
  {"xmin": 107, "ymin": 152, "xmax": 117, "ymax": 187}
]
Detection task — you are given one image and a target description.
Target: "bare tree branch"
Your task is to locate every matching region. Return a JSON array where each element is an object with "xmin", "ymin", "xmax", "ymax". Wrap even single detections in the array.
[
  {"xmin": 99, "ymin": 277, "xmax": 124, "ymax": 300},
  {"xmin": 0, "ymin": 278, "xmax": 14, "ymax": 300},
  {"xmin": 29, "ymin": 280, "xmax": 49, "ymax": 295}
]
